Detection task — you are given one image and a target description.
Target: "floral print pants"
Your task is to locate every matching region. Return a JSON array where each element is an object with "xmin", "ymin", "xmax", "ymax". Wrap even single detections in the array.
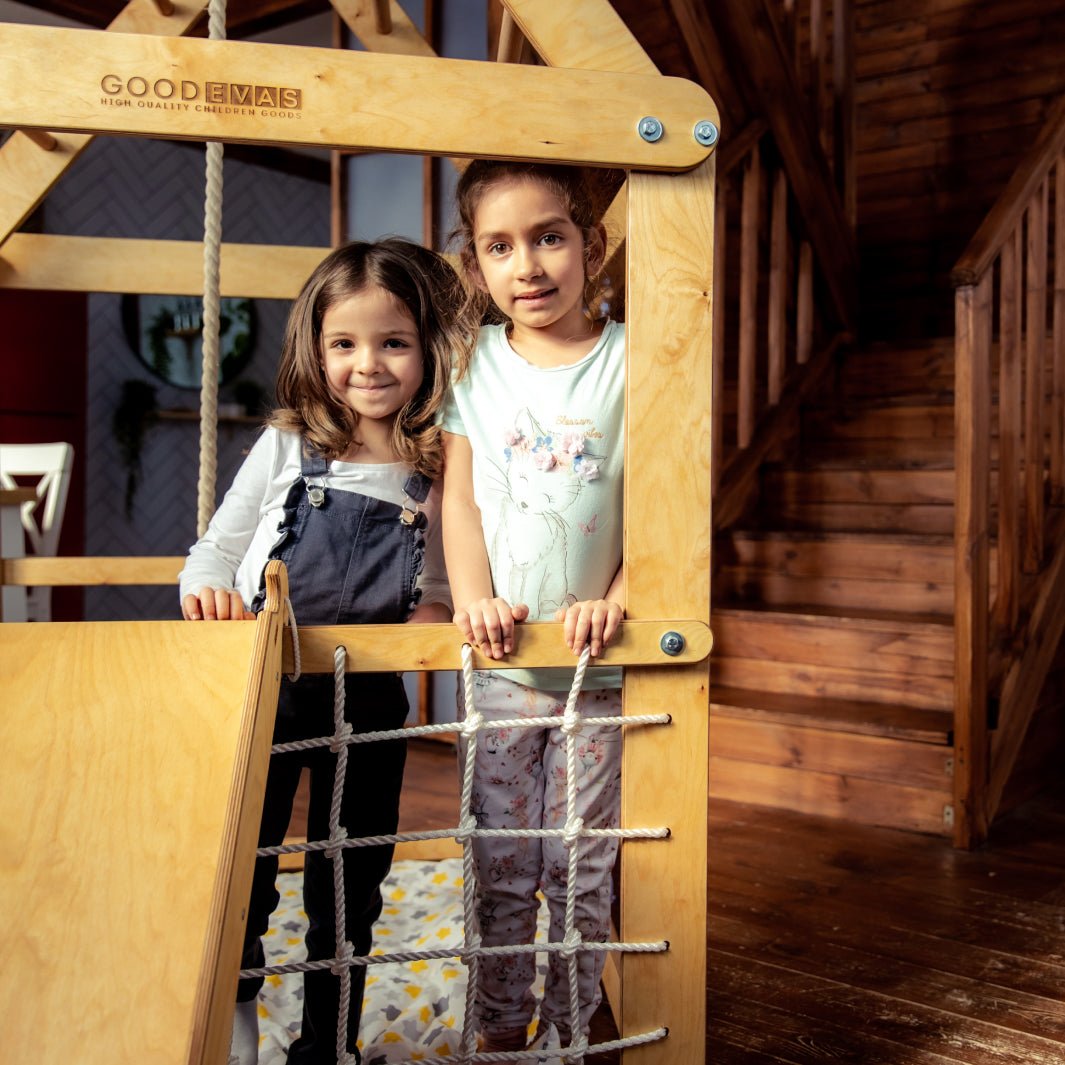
[{"xmin": 458, "ymin": 671, "xmax": 622, "ymax": 1042}]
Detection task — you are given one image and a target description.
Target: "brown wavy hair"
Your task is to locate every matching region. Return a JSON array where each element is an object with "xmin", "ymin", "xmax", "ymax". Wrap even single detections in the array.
[
  {"xmin": 449, "ymin": 160, "xmax": 621, "ymax": 380},
  {"xmin": 268, "ymin": 238, "xmax": 466, "ymax": 479}
]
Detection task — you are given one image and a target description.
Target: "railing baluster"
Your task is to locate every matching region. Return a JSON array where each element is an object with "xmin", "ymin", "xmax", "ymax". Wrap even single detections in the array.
[
  {"xmin": 739, "ymin": 144, "xmax": 761, "ymax": 448},
  {"xmin": 796, "ymin": 240, "xmax": 813, "ymax": 365},
  {"xmin": 1024, "ymin": 180, "xmax": 1048, "ymax": 572},
  {"xmin": 954, "ymin": 272, "xmax": 993, "ymax": 847},
  {"xmin": 768, "ymin": 166, "xmax": 788, "ymax": 405},
  {"xmin": 997, "ymin": 234, "xmax": 1022, "ymax": 631},
  {"xmin": 1051, "ymin": 157, "xmax": 1065, "ymax": 504}
]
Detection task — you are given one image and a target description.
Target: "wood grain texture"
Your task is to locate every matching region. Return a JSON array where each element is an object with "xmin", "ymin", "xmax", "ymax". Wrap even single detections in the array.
[
  {"xmin": 0, "ymin": 566, "xmax": 285, "ymax": 1065},
  {"xmin": 0, "ymin": 24, "xmax": 715, "ymax": 171},
  {"xmin": 0, "ymin": 234, "xmax": 328, "ymax": 298},
  {"xmin": 284, "ymin": 619, "xmax": 712, "ymax": 674},
  {"xmin": 0, "ymin": 0, "xmax": 203, "ymax": 244},
  {"xmin": 623, "ymin": 161, "xmax": 714, "ymax": 1064}
]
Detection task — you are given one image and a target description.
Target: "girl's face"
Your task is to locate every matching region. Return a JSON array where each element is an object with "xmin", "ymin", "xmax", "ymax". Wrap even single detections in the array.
[
  {"xmin": 319, "ymin": 284, "xmax": 424, "ymax": 436},
  {"xmin": 470, "ymin": 177, "xmax": 597, "ymax": 343}
]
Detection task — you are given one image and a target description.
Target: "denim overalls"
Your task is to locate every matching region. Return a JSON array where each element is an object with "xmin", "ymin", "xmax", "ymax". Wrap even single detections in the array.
[{"xmin": 242, "ymin": 444, "xmax": 431, "ymax": 1065}]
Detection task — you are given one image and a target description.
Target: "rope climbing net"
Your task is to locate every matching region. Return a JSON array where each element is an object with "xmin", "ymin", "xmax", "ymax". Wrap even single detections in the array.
[{"xmin": 239, "ymin": 607, "xmax": 673, "ymax": 1064}]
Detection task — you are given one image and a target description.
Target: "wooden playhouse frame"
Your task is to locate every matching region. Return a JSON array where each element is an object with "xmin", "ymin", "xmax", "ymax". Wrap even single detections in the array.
[{"xmin": 0, "ymin": 2, "xmax": 717, "ymax": 1062}]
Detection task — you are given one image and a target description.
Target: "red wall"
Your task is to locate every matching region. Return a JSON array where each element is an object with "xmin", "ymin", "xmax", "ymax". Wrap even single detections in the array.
[{"xmin": 1, "ymin": 289, "xmax": 88, "ymax": 620}]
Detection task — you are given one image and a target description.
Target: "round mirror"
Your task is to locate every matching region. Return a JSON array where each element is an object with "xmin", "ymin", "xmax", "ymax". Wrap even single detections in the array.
[{"xmin": 121, "ymin": 293, "xmax": 256, "ymax": 390}]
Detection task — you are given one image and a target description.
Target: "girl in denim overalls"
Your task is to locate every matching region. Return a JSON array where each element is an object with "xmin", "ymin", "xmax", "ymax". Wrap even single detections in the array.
[{"xmin": 180, "ymin": 239, "xmax": 464, "ymax": 1065}]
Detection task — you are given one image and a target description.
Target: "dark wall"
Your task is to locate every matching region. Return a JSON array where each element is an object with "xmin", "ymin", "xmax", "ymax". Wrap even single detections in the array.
[{"xmin": 855, "ymin": 0, "xmax": 1065, "ymax": 340}]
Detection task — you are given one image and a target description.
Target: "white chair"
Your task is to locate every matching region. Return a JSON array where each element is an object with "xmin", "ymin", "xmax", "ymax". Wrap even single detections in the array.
[{"xmin": 0, "ymin": 442, "xmax": 74, "ymax": 621}]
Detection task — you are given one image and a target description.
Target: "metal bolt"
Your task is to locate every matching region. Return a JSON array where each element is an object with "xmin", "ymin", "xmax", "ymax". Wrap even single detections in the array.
[
  {"xmin": 637, "ymin": 116, "xmax": 664, "ymax": 143},
  {"xmin": 693, "ymin": 120, "xmax": 719, "ymax": 147},
  {"xmin": 660, "ymin": 631, "xmax": 685, "ymax": 657}
]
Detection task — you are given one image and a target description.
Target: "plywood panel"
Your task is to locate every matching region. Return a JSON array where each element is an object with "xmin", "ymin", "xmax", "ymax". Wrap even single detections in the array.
[{"xmin": 1, "ymin": 576, "xmax": 285, "ymax": 1064}]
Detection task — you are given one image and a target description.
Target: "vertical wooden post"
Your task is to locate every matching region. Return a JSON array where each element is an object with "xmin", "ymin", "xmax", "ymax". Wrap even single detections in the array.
[
  {"xmin": 953, "ymin": 273, "xmax": 992, "ymax": 848},
  {"xmin": 1051, "ymin": 159, "xmax": 1065, "ymax": 504},
  {"xmin": 832, "ymin": 0, "xmax": 856, "ymax": 228},
  {"xmin": 768, "ymin": 166, "xmax": 788, "ymax": 405},
  {"xmin": 738, "ymin": 145, "xmax": 760, "ymax": 447},
  {"xmin": 712, "ymin": 186, "xmax": 727, "ymax": 493},
  {"xmin": 996, "ymin": 238, "xmax": 1020, "ymax": 632},
  {"xmin": 330, "ymin": 11, "xmax": 346, "ymax": 248},
  {"xmin": 623, "ymin": 159, "xmax": 714, "ymax": 1062},
  {"xmin": 796, "ymin": 239, "xmax": 813, "ymax": 365},
  {"xmin": 1023, "ymin": 181, "xmax": 1047, "ymax": 571}
]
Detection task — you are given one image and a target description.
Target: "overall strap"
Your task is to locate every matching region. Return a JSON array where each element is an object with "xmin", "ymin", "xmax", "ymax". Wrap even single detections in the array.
[
  {"xmin": 402, "ymin": 470, "xmax": 432, "ymax": 504},
  {"xmin": 300, "ymin": 442, "xmax": 330, "ymax": 478}
]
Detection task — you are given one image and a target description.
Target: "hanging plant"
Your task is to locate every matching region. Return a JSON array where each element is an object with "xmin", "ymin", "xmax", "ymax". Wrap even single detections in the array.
[{"xmin": 112, "ymin": 379, "xmax": 159, "ymax": 518}]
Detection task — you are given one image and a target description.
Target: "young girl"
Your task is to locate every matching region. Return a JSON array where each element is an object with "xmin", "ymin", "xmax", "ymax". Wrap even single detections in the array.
[
  {"xmin": 440, "ymin": 160, "xmax": 626, "ymax": 1058},
  {"xmin": 180, "ymin": 238, "xmax": 461, "ymax": 1065}
]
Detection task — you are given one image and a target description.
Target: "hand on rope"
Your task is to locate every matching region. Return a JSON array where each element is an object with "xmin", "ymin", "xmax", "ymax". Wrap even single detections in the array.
[{"xmin": 181, "ymin": 585, "xmax": 255, "ymax": 621}]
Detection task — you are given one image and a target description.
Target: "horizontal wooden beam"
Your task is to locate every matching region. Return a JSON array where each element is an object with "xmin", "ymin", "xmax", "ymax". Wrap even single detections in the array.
[
  {"xmin": 1, "ymin": 555, "xmax": 185, "ymax": 586},
  {"xmin": 0, "ymin": 24, "xmax": 718, "ymax": 171},
  {"xmin": 284, "ymin": 620, "xmax": 713, "ymax": 674},
  {"xmin": 0, "ymin": 233, "xmax": 329, "ymax": 297},
  {"xmin": 0, "ymin": 0, "xmax": 205, "ymax": 244}
]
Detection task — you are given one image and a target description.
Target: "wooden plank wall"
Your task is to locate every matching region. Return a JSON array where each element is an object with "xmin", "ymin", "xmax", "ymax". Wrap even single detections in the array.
[{"xmin": 855, "ymin": 0, "xmax": 1065, "ymax": 340}]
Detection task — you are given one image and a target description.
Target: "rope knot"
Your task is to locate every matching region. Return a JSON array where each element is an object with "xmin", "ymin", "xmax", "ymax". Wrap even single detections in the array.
[
  {"xmin": 461, "ymin": 711, "xmax": 484, "ymax": 738},
  {"xmin": 330, "ymin": 721, "xmax": 353, "ymax": 753},
  {"xmin": 455, "ymin": 815, "xmax": 478, "ymax": 843},
  {"xmin": 325, "ymin": 826, "xmax": 348, "ymax": 860},
  {"xmin": 330, "ymin": 940, "xmax": 354, "ymax": 976},
  {"xmin": 560, "ymin": 928, "xmax": 583, "ymax": 959},
  {"xmin": 460, "ymin": 933, "xmax": 482, "ymax": 969},
  {"xmin": 568, "ymin": 1032, "xmax": 590, "ymax": 1059},
  {"xmin": 563, "ymin": 816, "xmax": 584, "ymax": 847},
  {"xmin": 561, "ymin": 706, "xmax": 583, "ymax": 735}
]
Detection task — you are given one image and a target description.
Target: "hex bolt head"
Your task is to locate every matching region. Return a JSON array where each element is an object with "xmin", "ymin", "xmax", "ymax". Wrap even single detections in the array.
[
  {"xmin": 638, "ymin": 116, "xmax": 664, "ymax": 143},
  {"xmin": 660, "ymin": 631, "xmax": 686, "ymax": 657},
  {"xmin": 694, "ymin": 120, "xmax": 719, "ymax": 147}
]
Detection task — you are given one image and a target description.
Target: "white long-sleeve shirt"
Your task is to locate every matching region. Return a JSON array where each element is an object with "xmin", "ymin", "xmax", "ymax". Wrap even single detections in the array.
[{"xmin": 179, "ymin": 426, "xmax": 450, "ymax": 613}]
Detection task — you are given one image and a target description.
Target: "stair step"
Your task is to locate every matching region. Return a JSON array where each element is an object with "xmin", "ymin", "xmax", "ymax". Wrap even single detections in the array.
[
  {"xmin": 709, "ymin": 685, "xmax": 952, "ymax": 743},
  {"xmin": 801, "ymin": 436, "xmax": 957, "ymax": 467},
  {"xmin": 763, "ymin": 466, "xmax": 956, "ymax": 504},
  {"xmin": 716, "ymin": 531, "xmax": 966, "ymax": 614},
  {"xmin": 804, "ymin": 401, "xmax": 957, "ymax": 442},
  {"xmin": 712, "ymin": 604, "xmax": 953, "ymax": 676}
]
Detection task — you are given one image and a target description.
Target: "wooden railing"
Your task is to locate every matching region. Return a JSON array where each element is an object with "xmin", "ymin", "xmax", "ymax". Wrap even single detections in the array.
[
  {"xmin": 951, "ymin": 94, "xmax": 1065, "ymax": 848},
  {"xmin": 707, "ymin": 0, "xmax": 858, "ymax": 528},
  {"xmin": 772, "ymin": 0, "xmax": 856, "ymax": 228}
]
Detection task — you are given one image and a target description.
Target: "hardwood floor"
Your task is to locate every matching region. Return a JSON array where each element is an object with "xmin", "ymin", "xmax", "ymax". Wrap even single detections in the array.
[
  {"xmin": 707, "ymin": 787, "xmax": 1065, "ymax": 1064},
  {"xmin": 296, "ymin": 740, "xmax": 1065, "ymax": 1063}
]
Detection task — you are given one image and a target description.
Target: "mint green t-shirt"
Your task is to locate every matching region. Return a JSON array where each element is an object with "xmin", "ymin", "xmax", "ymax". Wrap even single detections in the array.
[{"xmin": 441, "ymin": 320, "xmax": 625, "ymax": 691}]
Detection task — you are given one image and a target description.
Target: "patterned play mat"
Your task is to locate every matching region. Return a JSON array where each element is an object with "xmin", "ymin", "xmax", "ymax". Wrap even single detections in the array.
[{"xmin": 255, "ymin": 859, "xmax": 549, "ymax": 1064}]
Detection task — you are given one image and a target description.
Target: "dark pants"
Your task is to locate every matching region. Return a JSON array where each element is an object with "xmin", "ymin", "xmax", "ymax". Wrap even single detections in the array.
[{"xmin": 239, "ymin": 671, "xmax": 409, "ymax": 1065}]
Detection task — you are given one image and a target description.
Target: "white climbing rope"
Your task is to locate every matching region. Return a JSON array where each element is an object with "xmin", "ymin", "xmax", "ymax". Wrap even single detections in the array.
[
  {"xmin": 240, "ymin": 629, "xmax": 673, "ymax": 1065},
  {"xmin": 196, "ymin": 0, "xmax": 226, "ymax": 537}
]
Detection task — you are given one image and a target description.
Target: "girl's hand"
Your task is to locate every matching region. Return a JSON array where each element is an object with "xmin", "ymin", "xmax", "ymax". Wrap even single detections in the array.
[
  {"xmin": 182, "ymin": 587, "xmax": 255, "ymax": 621},
  {"xmin": 555, "ymin": 599, "xmax": 624, "ymax": 657},
  {"xmin": 454, "ymin": 598, "xmax": 530, "ymax": 659}
]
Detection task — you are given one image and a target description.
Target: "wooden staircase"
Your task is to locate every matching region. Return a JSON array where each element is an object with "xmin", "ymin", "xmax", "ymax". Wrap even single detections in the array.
[{"xmin": 710, "ymin": 338, "xmax": 965, "ymax": 837}]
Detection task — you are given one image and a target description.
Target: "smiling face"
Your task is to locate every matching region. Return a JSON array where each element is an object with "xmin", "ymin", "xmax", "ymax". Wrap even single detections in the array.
[
  {"xmin": 470, "ymin": 176, "xmax": 600, "ymax": 348},
  {"xmin": 319, "ymin": 284, "xmax": 425, "ymax": 458}
]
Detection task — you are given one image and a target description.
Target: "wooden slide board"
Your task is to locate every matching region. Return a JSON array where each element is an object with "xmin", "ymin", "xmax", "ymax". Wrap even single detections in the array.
[{"xmin": 0, "ymin": 565, "xmax": 287, "ymax": 1065}]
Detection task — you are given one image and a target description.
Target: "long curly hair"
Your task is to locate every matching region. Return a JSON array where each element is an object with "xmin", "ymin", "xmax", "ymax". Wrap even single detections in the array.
[
  {"xmin": 448, "ymin": 160, "xmax": 622, "ymax": 380},
  {"xmin": 268, "ymin": 238, "xmax": 466, "ymax": 479}
]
